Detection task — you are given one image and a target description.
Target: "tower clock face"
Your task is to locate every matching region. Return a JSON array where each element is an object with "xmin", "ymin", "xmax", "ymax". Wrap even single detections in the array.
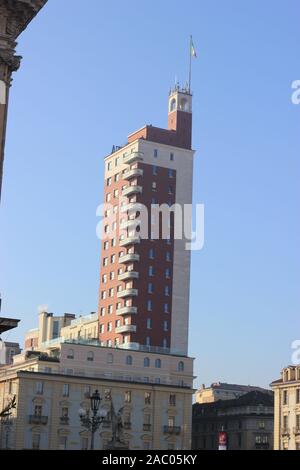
[{"xmin": 0, "ymin": 80, "xmax": 6, "ymax": 105}]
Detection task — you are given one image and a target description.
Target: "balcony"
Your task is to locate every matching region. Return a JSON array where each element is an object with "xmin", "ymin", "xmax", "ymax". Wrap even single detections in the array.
[
  {"xmin": 281, "ymin": 428, "xmax": 290, "ymax": 436},
  {"xmin": 123, "ymin": 168, "xmax": 143, "ymax": 180},
  {"xmin": 118, "ymin": 271, "xmax": 139, "ymax": 281},
  {"xmin": 120, "ymin": 202, "xmax": 143, "ymax": 214},
  {"xmin": 120, "ymin": 219, "xmax": 140, "ymax": 231},
  {"xmin": 29, "ymin": 415, "xmax": 48, "ymax": 425},
  {"xmin": 60, "ymin": 416, "xmax": 69, "ymax": 425},
  {"xmin": 293, "ymin": 427, "xmax": 300, "ymax": 435},
  {"xmin": 115, "ymin": 325, "xmax": 137, "ymax": 334},
  {"xmin": 122, "ymin": 185, "xmax": 143, "ymax": 197},
  {"xmin": 119, "ymin": 237, "xmax": 141, "ymax": 247},
  {"xmin": 163, "ymin": 426, "xmax": 181, "ymax": 435},
  {"xmin": 143, "ymin": 423, "xmax": 152, "ymax": 432},
  {"xmin": 117, "ymin": 289, "xmax": 138, "ymax": 299},
  {"xmin": 116, "ymin": 306, "xmax": 137, "ymax": 316},
  {"xmin": 123, "ymin": 152, "xmax": 144, "ymax": 165},
  {"xmin": 119, "ymin": 253, "xmax": 140, "ymax": 264}
]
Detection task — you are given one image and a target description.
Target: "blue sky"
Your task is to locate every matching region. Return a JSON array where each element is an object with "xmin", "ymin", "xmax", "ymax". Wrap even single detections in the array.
[{"xmin": 1, "ymin": 0, "xmax": 299, "ymax": 389}]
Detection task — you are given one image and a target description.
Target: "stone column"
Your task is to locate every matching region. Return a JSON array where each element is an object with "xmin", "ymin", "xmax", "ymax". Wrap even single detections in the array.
[{"xmin": 0, "ymin": 0, "xmax": 47, "ymax": 201}]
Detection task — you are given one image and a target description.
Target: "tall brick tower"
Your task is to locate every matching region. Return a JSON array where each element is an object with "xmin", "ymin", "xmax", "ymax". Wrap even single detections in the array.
[
  {"xmin": 98, "ymin": 85, "xmax": 195, "ymax": 357},
  {"xmin": 0, "ymin": 0, "xmax": 47, "ymax": 201}
]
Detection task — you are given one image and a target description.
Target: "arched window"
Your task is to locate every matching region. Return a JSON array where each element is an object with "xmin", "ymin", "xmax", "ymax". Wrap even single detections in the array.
[
  {"xmin": 155, "ymin": 359, "xmax": 161, "ymax": 369},
  {"xmin": 87, "ymin": 351, "xmax": 94, "ymax": 362},
  {"xmin": 107, "ymin": 353, "xmax": 114, "ymax": 364},
  {"xmin": 178, "ymin": 361, "xmax": 184, "ymax": 372},
  {"xmin": 180, "ymin": 97, "xmax": 188, "ymax": 112},
  {"xmin": 126, "ymin": 355, "xmax": 133, "ymax": 366},
  {"xmin": 144, "ymin": 357, "xmax": 150, "ymax": 368},
  {"xmin": 67, "ymin": 349, "xmax": 74, "ymax": 359},
  {"xmin": 170, "ymin": 98, "xmax": 176, "ymax": 112}
]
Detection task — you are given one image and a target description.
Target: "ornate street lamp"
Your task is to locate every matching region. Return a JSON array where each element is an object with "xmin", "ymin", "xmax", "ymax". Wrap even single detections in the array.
[{"xmin": 78, "ymin": 390, "xmax": 107, "ymax": 450}]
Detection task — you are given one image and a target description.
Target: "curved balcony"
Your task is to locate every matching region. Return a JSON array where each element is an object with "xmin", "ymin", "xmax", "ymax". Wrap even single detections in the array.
[
  {"xmin": 116, "ymin": 306, "xmax": 138, "ymax": 316},
  {"xmin": 119, "ymin": 237, "xmax": 141, "ymax": 247},
  {"xmin": 115, "ymin": 325, "xmax": 137, "ymax": 334},
  {"xmin": 118, "ymin": 271, "xmax": 139, "ymax": 281},
  {"xmin": 123, "ymin": 152, "xmax": 143, "ymax": 165},
  {"xmin": 120, "ymin": 219, "xmax": 140, "ymax": 231},
  {"xmin": 123, "ymin": 168, "xmax": 144, "ymax": 180},
  {"xmin": 122, "ymin": 185, "xmax": 142, "ymax": 197},
  {"xmin": 120, "ymin": 202, "xmax": 143, "ymax": 214},
  {"xmin": 117, "ymin": 289, "xmax": 138, "ymax": 299},
  {"xmin": 119, "ymin": 253, "xmax": 140, "ymax": 264}
]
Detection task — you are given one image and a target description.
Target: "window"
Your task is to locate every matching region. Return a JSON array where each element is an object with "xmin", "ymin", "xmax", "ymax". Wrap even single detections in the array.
[
  {"xmin": 169, "ymin": 394, "xmax": 176, "ymax": 406},
  {"xmin": 147, "ymin": 300, "xmax": 153, "ymax": 312},
  {"xmin": 107, "ymin": 161, "xmax": 112, "ymax": 171},
  {"xmin": 34, "ymin": 405, "xmax": 42, "ymax": 416},
  {"xmin": 61, "ymin": 407, "xmax": 69, "ymax": 418},
  {"xmin": 296, "ymin": 389, "xmax": 300, "ymax": 404},
  {"xmin": 148, "ymin": 283, "xmax": 153, "ymax": 294},
  {"xmin": 107, "ymin": 177, "xmax": 112, "ymax": 186},
  {"xmin": 178, "ymin": 361, "xmax": 184, "ymax": 372},
  {"xmin": 125, "ymin": 391, "xmax": 131, "ymax": 403},
  {"xmin": 101, "ymin": 291, "xmax": 106, "ymax": 300},
  {"xmin": 170, "ymin": 153, "xmax": 174, "ymax": 162},
  {"xmin": 106, "ymin": 193, "xmax": 111, "ymax": 202},
  {"xmin": 152, "ymin": 165, "xmax": 158, "ymax": 175},
  {"xmin": 163, "ymin": 338, "xmax": 168, "ymax": 348},
  {"xmin": 145, "ymin": 392, "xmax": 151, "ymax": 404},
  {"xmin": 283, "ymin": 390, "xmax": 288, "ymax": 405},
  {"xmin": 168, "ymin": 416, "xmax": 175, "ymax": 427},
  {"xmin": 152, "ymin": 182, "xmax": 157, "ymax": 191},
  {"xmin": 107, "ymin": 353, "xmax": 114, "ymax": 364},
  {"xmin": 81, "ymin": 437, "xmax": 89, "ymax": 450},
  {"xmin": 166, "ymin": 252, "xmax": 171, "ymax": 262},
  {"xmin": 59, "ymin": 436, "xmax": 67, "ymax": 450},
  {"xmin": 144, "ymin": 357, "xmax": 150, "ymax": 367},
  {"xmin": 67, "ymin": 349, "xmax": 74, "ymax": 359},
  {"xmin": 126, "ymin": 355, "xmax": 133, "ymax": 366},
  {"xmin": 108, "ymin": 322, "xmax": 112, "ymax": 332},
  {"xmin": 63, "ymin": 384, "xmax": 69, "ymax": 397},
  {"xmin": 147, "ymin": 318, "xmax": 152, "ymax": 330},
  {"xmin": 32, "ymin": 434, "xmax": 40, "ymax": 450},
  {"xmin": 115, "ymin": 157, "xmax": 120, "ymax": 167},
  {"xmin": 168, "ymin": 186, "xmax": 173, "ymax": 195},
  {"xmin": 146, "ymin": 336, "xmax": 151, "ymax": 346},
  {"xmin": 111, "ymin": 254, "xmax": 116, "ymax": 264},
  {"xmin": 154, "ymin": 149, "xmax": 158, "ymax": 158},
  {"xmin": 149, "ymin": 248, "xmax": 155, "ymax": 259},
  {"xmin": 109, "ymin": 288, "xmax": 114, "ymax": 297},
  {"xmin": 114, "ymin": 189, "xmax": 119, "ymax": 198},
  {"xmin": 36, "ymin": 382, "xmax": 44, "ymax": 395},
  {"xmin": 258, "ymin": 420, "xmax": 265, "ymax": 429},
  {"xmin": 164, "ymin": 320, "xmax": 168, "ymax": 331},
  {"xmin": 87, "ymin": 351, "xmax": 94, "ymax": 362},
  {"xmin": 155, "ymin": 358, "xmax": 161, "ymax": 368},
  {"xmin": 165, "ymin": 268, "xmax": 171, "ymax": 279},
  {"xmin": 100, "ymin": 324, "xmax": 105, "ymax": 334},
  {"xmin": 164, "ymin": 303, "xmax": 169, "ymax": 313},
  {"xmin": 103, "ymin": 257, "xmax": 108, "ymax": 267},
  {"xmin": 148, "ymin": 266, "xmax": 154, "ymax": 277},
  {"xmin": 164, "ymin": 286, "xmax": 170, "ymax": 296},
  {"xmin": 108, "ymin": 305, "xmax": 113, "ymax": 314},
  {"xmin": 52, "ymin": 321, "xmax": 59, "ymax": 339}
]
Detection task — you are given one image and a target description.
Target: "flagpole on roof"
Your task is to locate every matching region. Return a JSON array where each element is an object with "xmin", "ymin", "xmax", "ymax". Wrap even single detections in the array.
[{"xmin": 189, "ymin": 35, "xmax": 192, "ymax": 93}]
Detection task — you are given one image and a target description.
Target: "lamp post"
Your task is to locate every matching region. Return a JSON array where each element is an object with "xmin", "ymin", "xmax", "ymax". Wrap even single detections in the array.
[{"xmin": 78, "ymin": 390, "xmax": 107, "ymax": 450}]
